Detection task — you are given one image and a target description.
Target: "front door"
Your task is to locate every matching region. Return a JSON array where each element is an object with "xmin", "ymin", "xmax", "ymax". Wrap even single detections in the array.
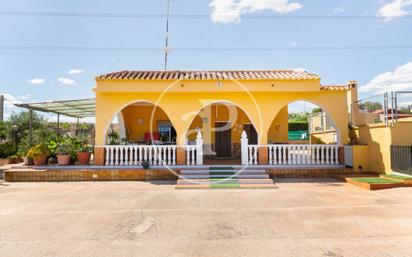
[
  {"xmin": 215, "ymin": 122, "xmax": 231, "ymax": 158},
  {"xmin": 243, "ymin": 124, "xmax": 258, "ymax": 144}
]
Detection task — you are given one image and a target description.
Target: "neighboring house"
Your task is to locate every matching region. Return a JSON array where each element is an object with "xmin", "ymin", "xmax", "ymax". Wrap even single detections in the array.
[
  {"xmin": 93, "ymin": 70, "xmax": 354, "ymax": 166},
  {"xmin": 372, "ymin": 109, "xmax": 412, "ymax": 122}
]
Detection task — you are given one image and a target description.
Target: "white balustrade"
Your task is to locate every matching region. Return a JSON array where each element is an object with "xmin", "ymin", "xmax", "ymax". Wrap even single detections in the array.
[
  {"xmin": 266, "ymin": 144, "xmax": 340, "ymax": 166},
  {"xmin": 104, "ymin": 145, "xmax": 177, "ymax": 166},
  {"xmin": 240, "ymin": 130, "xmax": 340, "ymax": 166},
  {"xmin": 248, "ymin": 145, "xmax": 259, "ymax": 165},
  {"xmin": 104, "ymin": 131, "xmax": 204, "ymax": 166}
]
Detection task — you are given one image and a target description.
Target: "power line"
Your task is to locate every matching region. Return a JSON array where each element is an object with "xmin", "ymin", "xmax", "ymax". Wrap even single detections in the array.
[
  {"xmin": 1, "ymin": 10, "xmax": 411, "ymax": 20},
  {"xmin": 0, "ymin": 45, "xmax": 411, "ymax": 52}
]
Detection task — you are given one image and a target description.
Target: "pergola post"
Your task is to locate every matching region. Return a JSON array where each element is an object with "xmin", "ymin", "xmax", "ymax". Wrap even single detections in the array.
[
  {"xmin": 56, "ymin": 113, "xmax": 60, "ymax": 135},
  {"xmin": 29, "ymin": 109, "xmax": 33, "ymax": 147},
  {"xmin": 76, "ymin": 117, "xmax": 79, "ymax": 136}
]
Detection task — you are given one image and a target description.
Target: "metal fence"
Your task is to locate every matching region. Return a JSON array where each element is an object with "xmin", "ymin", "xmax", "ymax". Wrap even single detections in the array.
[
  {"xmin": 391, "ymin": 145, "xmax": 412, "ymax": 175},
  {"xmin": 352, "ymin": 91, "xmax": 412, "ymax": 127}
]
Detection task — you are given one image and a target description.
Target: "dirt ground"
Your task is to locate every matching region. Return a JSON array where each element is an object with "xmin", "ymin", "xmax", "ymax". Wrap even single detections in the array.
[{"xmin": 1, "ymin": 179, "xmax": 412, "ymax": 257}]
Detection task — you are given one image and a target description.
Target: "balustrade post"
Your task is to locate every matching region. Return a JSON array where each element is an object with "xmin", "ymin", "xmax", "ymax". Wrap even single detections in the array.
[
  {"xmin": 196, "ymin": 131, "xmax": 203, "ymax": 165},
  {"xmin": 241, "ymin": 131, "xmax": 249, "ymax": 165}
]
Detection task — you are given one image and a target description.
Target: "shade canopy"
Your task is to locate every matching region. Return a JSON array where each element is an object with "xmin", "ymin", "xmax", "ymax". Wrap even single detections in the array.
[{"xmin": 15, "ymin": 98, "xmax": 95, "ymax": 118}]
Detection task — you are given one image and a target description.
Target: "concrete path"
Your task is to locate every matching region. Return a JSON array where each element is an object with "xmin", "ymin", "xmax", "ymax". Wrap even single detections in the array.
[{"xmin": 1, "ymin": 179, "xmax": 412, "ymax": 257}]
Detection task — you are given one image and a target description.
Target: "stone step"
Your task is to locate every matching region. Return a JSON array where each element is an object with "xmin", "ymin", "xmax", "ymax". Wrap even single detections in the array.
[
  {"xmin": 177, "ymin": 178, "xmax": 274, "ymax": 185},
  {"xmin": 180, "ymin": 169, "xmax": 266, "ymax": 175},
  {"xmin": 175, "ymin": 183, "xmax": 278, "ymax": 190},
  {"xmin": 180, "ymin": 174, "xmax": 269, "ymax": 179}
]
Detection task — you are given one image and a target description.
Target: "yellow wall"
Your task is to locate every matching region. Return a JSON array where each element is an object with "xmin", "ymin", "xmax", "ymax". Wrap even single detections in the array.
[
  {"xmin": 121, "ymin": 105, "xmax": 169, "ymax": 141},
  {"xmin": 267, "ymin": 106, "xmax": 289, "ymax": 143},
  {"xmin": 186, "ymin": 104, "xmax": 253, "ymax": 144},
  {"xmin": 94, "ymin": 79, "xmax": 349, "ymax": 146},
  {"xmin": 311, "ymin": 130, "xmax": 337, "ymax": 144},
  {"xmin": 355, "ymin": 121, "xmax": 412, "ymax": 173}
]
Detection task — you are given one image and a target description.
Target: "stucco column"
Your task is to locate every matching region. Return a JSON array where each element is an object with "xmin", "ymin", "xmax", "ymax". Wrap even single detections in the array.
[
  {"xmin": 258, "ymin": 146, "xmax": 269, "ymax": 165},
  {"xmin": 176, "ymin": 147, "xmax": 186, "ymax": 165},
  {"xmin": 94, "ymin": 147, "xmax": 105, "ymax": 166}
]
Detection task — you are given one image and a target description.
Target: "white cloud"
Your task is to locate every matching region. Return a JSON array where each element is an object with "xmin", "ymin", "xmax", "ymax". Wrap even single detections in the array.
[
  {"xmin": 209, "ymin": 0, "xmax": 303, "ymax": 23},
  {"xmin": 360, "ymin": 62, "xmax": 412, "ymax": 93},
  {"xmin": 399, "ymin": 101, "xmax": 412, "ymax": 107},
  {"xmin": 289, "ymin": 41, "xmax": 298, "ymax": 46},
  {"xmin": 57, "ymin": 77, "xmax": 78, "ymax": 86},
  {"xmin": 68, "ymin": 69, "xmax": 83, "ymax": 75},
  {"xmin": 333, "ymin": 7, "xmax": 346, "ymax": 13},
  {"xmin": 377, "ymin": 0, "xmax": 412, "ymax": 21},
  {"xmin": 27, "ymin": 78, "xmax": 46, "ymax": 85},
  {"xmin": 294, "ymin": 67, "xmax": 306, "ymax": 73}
]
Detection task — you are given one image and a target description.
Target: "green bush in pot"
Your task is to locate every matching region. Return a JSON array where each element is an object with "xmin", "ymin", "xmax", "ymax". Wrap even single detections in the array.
[{"xmin": 27, "ymin": 144, "xmax": 50, "ymax": 166}]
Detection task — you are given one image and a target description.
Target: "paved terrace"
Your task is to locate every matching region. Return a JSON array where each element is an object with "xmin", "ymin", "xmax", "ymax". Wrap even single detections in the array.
[{"xmin": 0, "ymin": 180, "xmax": 412, "ymax": 257}]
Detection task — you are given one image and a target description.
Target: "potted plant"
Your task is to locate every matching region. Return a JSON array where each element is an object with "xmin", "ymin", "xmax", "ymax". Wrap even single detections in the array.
[
  {"xmin": 77, "ymin": 143, "xmax": 93, "ymax": 165},
  {"xmin": 27, "ymin": 144, "xmax": 50, "ymax": 166},
  {"xmin": 141, "ymin": 160, "xmax": 150, "ymax": 170},
  {"xmin": 56, "ymin": 142, "xmax": 72, "ymax": 166}
]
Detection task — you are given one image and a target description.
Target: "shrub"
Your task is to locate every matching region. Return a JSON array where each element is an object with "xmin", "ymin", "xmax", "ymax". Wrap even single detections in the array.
[
  {"xmin": 0, "ymin": 141, "xmax": 16, "ymax": 158},
  {"xmin": 8, "ymin": 155, "xmax": 22, "ymax": 164},
  {"xmin": 27, "ymin": 144, "xmax": 50, "ymax": 159}
]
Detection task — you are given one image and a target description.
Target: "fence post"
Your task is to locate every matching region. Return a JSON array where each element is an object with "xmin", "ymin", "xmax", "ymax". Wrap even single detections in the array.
[
  {"xmin": 196, "ymin": 131, "xmax": 203, "ymax": 165},
  {"xmin": 241, "ymin": 131, "xmax": 249, "ymax": 165}
]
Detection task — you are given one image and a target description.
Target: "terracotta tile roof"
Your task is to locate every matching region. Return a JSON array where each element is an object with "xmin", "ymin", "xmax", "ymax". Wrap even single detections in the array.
[
  {"xmin": 320, "ymin": 85, "xmax": 349, "ymax": 91},
  {"xmin": 96, "ymin": 70, "xmax": 320, "ymax": 81}
]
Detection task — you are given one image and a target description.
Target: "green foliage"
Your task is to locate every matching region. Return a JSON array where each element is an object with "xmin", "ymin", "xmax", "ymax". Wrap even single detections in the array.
[
  {"xmin": 27, "ymin": 144, "xmax": 50, "ymax": 159},
  {"xmin": 288, "ymin": 112, "xmax": 309, "ymax": 123},
  {"xmin": 288, "ymin": 123, "xmax": 309, "ymax": 131},
  {"xmin": 0, "ymin": 141, "xmax": 16, "ymax": 158},
  {"xmin": 311, "ymin": 107, "xmax": 322, "ymax": 113},
  {"xmin": 0, "ymin": 121, "xmax": 10, "ymax": 140},
  {"xmin": 108, "ymin": 131, "xmax": 120, "ymax": 145},
  {"xmin": 358, "ymin": 101, "xmax": 382, "ymax": 112}
]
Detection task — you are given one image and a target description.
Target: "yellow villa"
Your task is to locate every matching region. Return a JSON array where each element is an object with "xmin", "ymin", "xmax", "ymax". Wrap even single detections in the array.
[{"xmin": 93, "ymin": 70, "xmax": 356, "ymax": 167}]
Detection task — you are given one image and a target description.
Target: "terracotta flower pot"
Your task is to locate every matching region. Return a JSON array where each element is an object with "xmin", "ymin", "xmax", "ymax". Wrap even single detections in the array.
[
  {"xmin": 33, "ymin": 157, "xmax": 47, "ymax": 166},
  {"xmin": 57, "ymin": 154, "xmax": 71, "ymax": 166},
  {"xmin": 77, "ymin": 152, "xmax": 91, "ymax": 165},
  {"xmin": 24, "ymin": 156, "xmax": 34, "ymax": 166}
]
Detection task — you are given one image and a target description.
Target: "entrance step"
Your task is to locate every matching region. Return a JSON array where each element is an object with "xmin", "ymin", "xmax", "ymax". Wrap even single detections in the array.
[
  {"xmin": 181, "ymin": 174, "xmax": 269, "ymax": 179},
  {"xmin": 175, "ymin": 166, "xmax": 276, "ymax": 190},
  {"xmin": 177, "ymin": 178, "xmax": 274, "ymax": 185}
]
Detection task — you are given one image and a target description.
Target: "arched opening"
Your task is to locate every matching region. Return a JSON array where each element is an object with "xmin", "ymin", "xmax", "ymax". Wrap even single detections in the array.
[
  {"xmin": 105, "ymin": 101, "xmax": 176, "ymax": 145},
  {"xmin": 185, "ymin": 101, "xmax": 258, "ymax": 165},
  {"xmin": 267, "ymin": 101, "xmax": 340, "ymax": 145}
]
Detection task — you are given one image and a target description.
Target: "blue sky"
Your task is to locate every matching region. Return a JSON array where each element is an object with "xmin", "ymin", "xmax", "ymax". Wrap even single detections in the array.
[{"xmin": 1, "ymin": 0, "xmax": 412, "ymax": 119}]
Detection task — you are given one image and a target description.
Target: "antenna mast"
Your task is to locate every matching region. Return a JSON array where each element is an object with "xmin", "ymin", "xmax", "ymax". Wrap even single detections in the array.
[{"xmin": 164, "ymin": 0, "xmax": 171, "ymax": 71}]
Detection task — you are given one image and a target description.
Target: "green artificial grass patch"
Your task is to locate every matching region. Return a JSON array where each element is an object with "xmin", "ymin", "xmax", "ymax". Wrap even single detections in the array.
[
  {"xmin": 384, "ymin": 174, "xmax": 412, "ymax": 180},
  {"xmin": 352, "ymin": 177, "xmax": 397, "ymax": 184},
  {"xmin": 211, "ymin": 183, "xmax": 240, "ymax": 188},
  {"xmin": 209, "ymin": 171, "xmax": 236, "ymax": 176},
  {"xmin": 209, "ymin": 167, "xmax": 234, "ymax": 170}
]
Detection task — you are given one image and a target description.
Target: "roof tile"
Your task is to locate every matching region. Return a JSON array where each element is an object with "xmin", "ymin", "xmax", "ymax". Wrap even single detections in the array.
[{"xmin": 96, "ymin": 70, "xmax": 320, "ymax": 81}]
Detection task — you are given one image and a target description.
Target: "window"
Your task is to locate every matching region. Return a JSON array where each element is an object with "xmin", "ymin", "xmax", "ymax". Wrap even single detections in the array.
[{"xmin": 157, "ymin": 120, "xmax": 176, "ymax": 143}]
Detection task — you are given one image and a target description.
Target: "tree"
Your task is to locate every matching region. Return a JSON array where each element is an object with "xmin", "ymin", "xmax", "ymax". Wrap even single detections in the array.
[
  {"xmin": 311, "ymin": 107, "xmax": 322, "ymax": 114},
  {"xmin": 358, "ymin": 101, "xmax": 382, "ymax": 112},
  {"xmin": 288, "ymin": 112, "xmax": 309, "ymax": 123}
]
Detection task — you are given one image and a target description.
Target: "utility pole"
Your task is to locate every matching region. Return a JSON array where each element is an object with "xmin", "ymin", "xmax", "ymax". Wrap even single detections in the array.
[
  {"xmin": 0, "ymin": 94, "xmax": 4, "ymax": 122},
  {"xmin": 163, "ymin": 0, "xmax": 171, "ymax": 71}
]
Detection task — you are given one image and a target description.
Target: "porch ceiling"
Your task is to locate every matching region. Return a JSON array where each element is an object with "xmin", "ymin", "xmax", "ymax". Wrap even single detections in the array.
[{"xmin": 14, "ymin": 98, "xmax": 96, "ymax": 118}]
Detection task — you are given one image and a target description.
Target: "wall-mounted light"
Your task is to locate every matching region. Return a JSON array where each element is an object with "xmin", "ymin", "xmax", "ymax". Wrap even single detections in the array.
[
  {"xmin": 217, "ymin": 81, "xmax": 223, "ymax": 88},
  {"xmin": 271, "ymin": 84, "xmax": 275, "ymax": 87},
  {"xmin": 276, "ymin": 125, "xmax": 283, "ymax": 130},
  {"xmin": 181, "ymin": 84, "xmax": 184, "ymax": 87}
]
